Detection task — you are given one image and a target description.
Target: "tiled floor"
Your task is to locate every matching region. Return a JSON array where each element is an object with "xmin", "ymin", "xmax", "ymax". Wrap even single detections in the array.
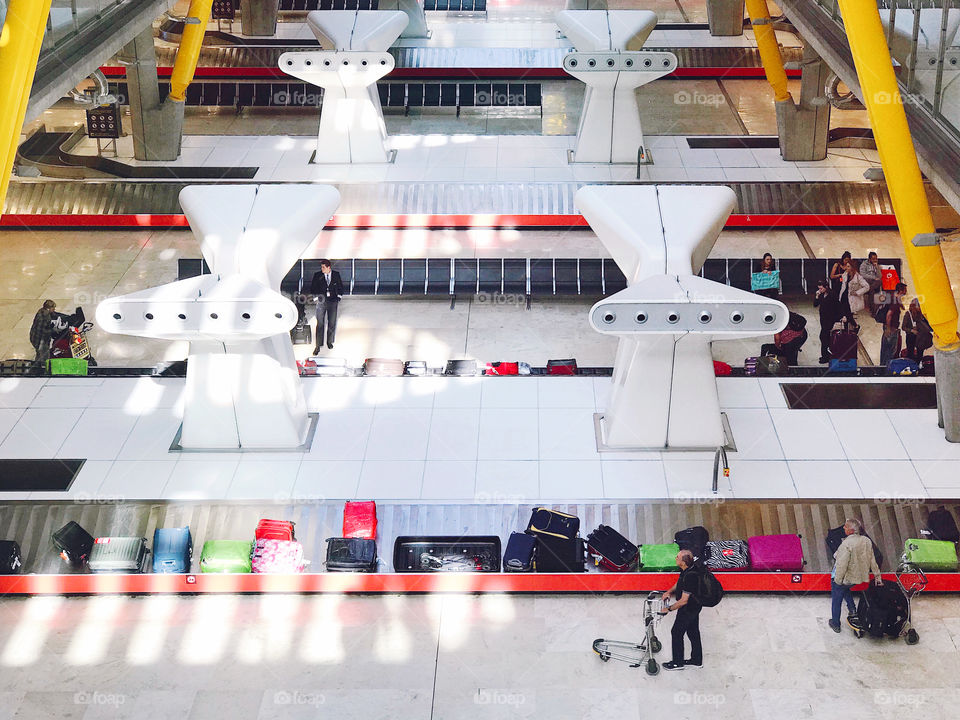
[{"xmin": 1, "ymin": 375, "xmax": 957, "ymax": 503}]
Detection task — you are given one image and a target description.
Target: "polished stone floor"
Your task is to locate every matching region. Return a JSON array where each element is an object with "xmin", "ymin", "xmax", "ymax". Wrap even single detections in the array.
[{"xmin": 1, "ymin": 592, "xmax": 958, "ymax": 719}]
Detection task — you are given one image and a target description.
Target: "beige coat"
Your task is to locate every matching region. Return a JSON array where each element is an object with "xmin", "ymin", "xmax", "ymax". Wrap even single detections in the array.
[
  {"xmin": 842, "ymin": 273, "xmax": 871, "ymax": 314},
  {"xmin": 834, "ymin": 534, "xmax": 881, "ymax": 586}
]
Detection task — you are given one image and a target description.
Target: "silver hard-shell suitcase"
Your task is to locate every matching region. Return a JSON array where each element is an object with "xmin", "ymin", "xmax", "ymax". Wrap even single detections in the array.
[{"xmin": 88, "ymin": 536, "xmax": 149, "ymax": 573}]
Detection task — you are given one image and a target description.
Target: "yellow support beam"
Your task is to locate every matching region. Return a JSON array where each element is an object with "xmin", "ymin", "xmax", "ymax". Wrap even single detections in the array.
[
  {"xmin": 0, "ymin": 0, "xmax": 53, "ymax": 218},
  {"xmin": 744, "ymin": 0, "xmax": 793, "ymax": 103},
  {"xmin": 168, "ymin": 0, "xmax": 214, "ymax": 102},
  {"xmin": 837, "ymin": 0, "xmax": 960, "ymax": 350}
]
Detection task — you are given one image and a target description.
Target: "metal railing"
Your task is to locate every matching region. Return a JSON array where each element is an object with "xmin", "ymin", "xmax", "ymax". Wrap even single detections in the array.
[
  {"xmin": 811, "ymin": 0, "xmax": 960, "ymax": 140},
  {"xmin": 42, "ymin": 0, "xmax": 129, "ymax": 51}
]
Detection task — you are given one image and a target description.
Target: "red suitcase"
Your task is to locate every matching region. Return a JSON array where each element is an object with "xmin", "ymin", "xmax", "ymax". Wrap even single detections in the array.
[
  {"xmin": 747, "ymin": 534, "xmax": 804, "ymax": 571},
  {"xmin": 255, "ymin": 519, "xmax": 295, "ymax": 542},
  {"xmin": 342, "ymin": 501, "xmax": 377, "ymax": 539}
]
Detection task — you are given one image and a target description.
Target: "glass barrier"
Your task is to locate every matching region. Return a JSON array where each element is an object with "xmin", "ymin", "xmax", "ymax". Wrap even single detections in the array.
[{"xmin": 41, "ymin": 0, "xmax": 129, "ymax": 52}]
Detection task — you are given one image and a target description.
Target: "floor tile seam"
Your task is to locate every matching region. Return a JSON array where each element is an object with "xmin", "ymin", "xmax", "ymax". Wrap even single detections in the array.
[
  {"xmin": 0, "ymin": 407, "xmax": 26, "ymax": 449},
  {"xmin": 765, "ymin": 401, "xmax": 802, "ymax": 498}
]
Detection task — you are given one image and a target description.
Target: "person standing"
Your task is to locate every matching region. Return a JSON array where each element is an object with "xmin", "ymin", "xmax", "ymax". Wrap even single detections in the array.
[
  {"xmin": 829, "ymin": 519, "xmax": 882, "ymax": 633},
  {"xmin": 902, "ymin": 299, "xmax": 933, "ymax": 361},
  {"xmin": 830, "ymin": 251, "xmax": 852, "ymax": 294},
  {"xmin": 310, "ymin": 259, "xmax": 343, "ymax": 353},
  {"xmin": 813, "ymin": 279, "xmax": 839, "ymax": 364},
  {"xmin": 860, "ymin": 252, "xmax": 882, "ymax": 313},
  {"xmin": 29, "ymin": 300, "xmax": 63, "ymax": 364},
  {"xmin": 660, "ymin": 549, "xmax": 703, "ymax": 670},
  {"xmin": 836, "ymin": 259, "xmax": 862, "ymax": 330},
  {"xmin": 879, "ymin": 283, "xmax": 907, "ymax": 366}
]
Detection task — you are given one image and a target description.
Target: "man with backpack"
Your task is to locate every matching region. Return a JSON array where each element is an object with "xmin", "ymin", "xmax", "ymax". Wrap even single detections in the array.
[{"xmin": 660, "ymin": 549, "xmax": 722, "ymax": 670}]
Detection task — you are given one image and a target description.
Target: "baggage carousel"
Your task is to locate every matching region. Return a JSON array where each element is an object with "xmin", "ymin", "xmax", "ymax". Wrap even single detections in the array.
[{"xmin": 0, "ymin": 499, "xmax": 956, "ymax": 595}]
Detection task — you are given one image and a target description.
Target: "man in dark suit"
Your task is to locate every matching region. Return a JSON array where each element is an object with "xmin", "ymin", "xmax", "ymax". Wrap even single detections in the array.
[{"xmin": 310, "ymin": 259, "xmax": 343, "ymax": 352}]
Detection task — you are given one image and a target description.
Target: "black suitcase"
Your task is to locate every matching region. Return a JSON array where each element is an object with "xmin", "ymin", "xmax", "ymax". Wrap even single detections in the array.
[
  {"xmin": 535, "ymin": 535, "xmax": 585, "ymax": 572},
  {"xmin": 825, "ymin": 525, "xmax": 884, "ymax": 569},
  {"xmin": 52, "ymin": 521, "xmax": 94, "ymax": 566},
  {"xmin": 674, "ymin": 526, "xmax": 709, "ymax": 558},
  {"xmin": 325, "ymin": 538, "xmax": 377, "ymax": 573},
  {"xmin": 444, "ymin": 359, "xmax": 477, "ymax": 376},
  {"xmin": 404, "ymin": 360, "xmax": 428, "ymax": 376},
  {"xmin": 526, "ymin": 507, "xmax": 580, "ymax": 540},
  {"xmin": 0, "ymin": 540, "xmax": 22, "ymax": 574},
  {"xmin": 856, "ymin": 579, "xmax": 908, "ymax": 638},
  {"xmin": 503, "ymin": 531, "xmax": 537, "ymax": 572},
  {"xmin": 586, "ymin": 525, "xmax": 638, "ymax": 571},
  {"xmin": 393, "ymin": 536, "xmax": 501, "ymax": 572},
  {"xmin": 925, "ymin": 506, "xmax": 960, "ymax": 543}
]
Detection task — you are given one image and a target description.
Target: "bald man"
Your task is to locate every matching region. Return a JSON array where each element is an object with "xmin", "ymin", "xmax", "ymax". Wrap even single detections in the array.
[{"xmin": 660, "ymin": 549, "xmax": 703, "ymax": 670}]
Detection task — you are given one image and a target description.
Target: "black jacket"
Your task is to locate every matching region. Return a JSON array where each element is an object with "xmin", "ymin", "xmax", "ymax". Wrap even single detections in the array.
[
  {"xmin": 813, "ymin": 290, "xmax": 839, "ymax": 327},
  {"xmin": 311, "ymin": 270, "xmax": 343, "ymax": 302}
]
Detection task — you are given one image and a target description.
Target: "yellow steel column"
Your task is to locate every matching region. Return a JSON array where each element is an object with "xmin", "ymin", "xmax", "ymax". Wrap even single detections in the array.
[
  {"xmin": 167, "ymin": 0, "xmax": 214, "ymax": 102},
  {"xmin": 0, "ymin": 0, "xmax": 53, "ymax": 217},
  {"xmin": 744, "ymin": 0, "xmax": 793, "ymax": 102},
  {"xmin": 837, "ymin": 0, "xmax": 960, "ymax": 350}
]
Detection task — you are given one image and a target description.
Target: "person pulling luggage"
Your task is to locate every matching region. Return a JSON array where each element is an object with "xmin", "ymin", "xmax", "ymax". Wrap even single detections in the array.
[
  {"xmin": 660, "ymin": 549, "xmax": 703, "ymax": 670},
  {"xmin": 829, "ymin": 519, "xmax": 882, "ymax": 634}
]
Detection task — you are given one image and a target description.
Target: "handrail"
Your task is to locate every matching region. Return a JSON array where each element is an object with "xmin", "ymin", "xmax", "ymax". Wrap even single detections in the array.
[{"xmin": 712, "ymin": 446, "xmax": 729, "ymax": 494}]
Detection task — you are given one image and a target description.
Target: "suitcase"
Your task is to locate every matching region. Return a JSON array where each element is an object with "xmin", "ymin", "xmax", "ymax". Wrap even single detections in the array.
[
  {"xmin": 703, "ymin": 540, "xmax": 749, "ymax": 571},
  {"xmin": 404, "ymin": 360, "xmax": 428, "ymax": 376},
  {"xmin": 0, "ymin": 540, "xmax": 22, "ymax": 574},
  {"xmin": 301, "ymin": 357, "xmax": 350, "ymax": 377},
  {"xmin": 920, "ymin": 355, "xmax": 935, "ymax": 376},
  {"xmin": 52, "ymin": 520, "xmax": 94, "ymax": 566},
  {"xmin": 444, "ymin": 359, "xmax": 477, "ymax": 376},
  {"xmin": 829, "ymin": 358, "xmax": 857, "ymax": 373},
  {"xmin": 903, "ymin": 538, "xmax": 958, "ymax": 571},
  {"xmin": 744, "ymin": 356, "xmax": 759, "ymax": 376},
  {"xmin": 503, "ymin": 531, "xmax": 537, "ymax": 572},
  {"xmin": 255, "ymin": 519, "xmax": 295, "ymax": 542},
  {"xmin": 363, "ymin": 358, "xmax": 405, "ymax": 377},
  {"xmin": 825, "ymin": 525, "xmax": 883, "ymax": 569},
  {"xmin": 856, "ymin": 579, "xmax": 908, "ymax": 638},
  {"xmin": 887, "ymin": 358, "xmax": 919, "ymax": 375},
  {"xmin": 325, "ymin": 537, "xmax": 377, "ymax": 572},
  {"xmin": 199, "ymin": 540, "xmax": 253, "ymax": 573},
  {"xmin": 485, "ymin": 361, "xmax": 519, "ymax": 376},
  {"xmin": 586, "ymin": 525, "xmax": 638, "ymax": 571},
  {"xmin": 526, "ymin": 507, "xmax": 580, "ymax": 540},
  {"xmin": 924, "ymin": 506, "xmax": 960, "ymax": 543},
  {"xmin": 393, "ymin": 536, "xmax": 501, "ymax": 572},
  {"xmin": 674, "ymin": 526, "xmax": 709, "ymax": 558},
  {"xmin": 342, "ymin": 501, "xmax": 377, "ymax": 539},
  {"xmin": 546, "ymin": 358, "xmax": 577, "ymax": 376},
  {"xmin": 152, "ymin": 527, "xmax": 192, "ymax": 574},
  {"xmin": 0, "ymin": 359, "xmax": 41, "ymax": 376},
  {"xmin": 88, "ymin": 536, "xmax": 149, "ymax": 574},
  {"xmin": 757, "ymin": 355, "xmax": 787, "ymax": 376},
  {"xmin": 290, "ymin": 321, "xmax": 312, "ymax": 345},
  {"xmin": 534, "ymin": 534, "xmax": 585, "ymax": 573},
  {"xmin": 639, "ymin": 543, "xmax": 679, "ymax": 571},
  {"xmin": 830, "ymin": 328, "xmax": 859, "ymax": 361},
  {"xmin": 747, "ymin": 534, "xmax": 804, "ymax": 571},
  {"xmin": 48, "ymin": 358, "xmax": 88, "ymax": 376},
  {"xmin": 252, "ymin": 539, "xmax": 306, "ymax": 573}
]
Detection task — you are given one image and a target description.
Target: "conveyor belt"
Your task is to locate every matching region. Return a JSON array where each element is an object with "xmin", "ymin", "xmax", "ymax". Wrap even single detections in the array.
[
  {"xmin": 101, "ymin": 45, "xmax": 804, "ymax": 80},
  {"xmin": 0, "ymin": 499, "xmax": 956, "ymax": 595}
]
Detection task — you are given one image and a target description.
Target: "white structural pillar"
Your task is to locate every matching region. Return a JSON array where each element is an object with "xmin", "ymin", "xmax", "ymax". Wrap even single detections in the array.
[
  {"xmin": 282, "ymin": 11, "xmax": 408, "ymax": 163},
  {"xmin": 556, "ymin": 11, "xmax": 676, "ymax": 163},
  {"xmin": 377, "ymin": 0, "xmax": 428, "ymax": 38},
  {"xmin": 96, "ymin": 185, "xmax": 341, "ymax": 450},
  {"xmin": 578, "ymin": 185, "xmax": 789, "ymax": 450}
]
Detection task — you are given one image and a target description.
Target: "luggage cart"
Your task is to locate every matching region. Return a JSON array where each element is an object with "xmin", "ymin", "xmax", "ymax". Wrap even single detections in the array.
[
  {"xmin": 851, "ymin": 561, "xmax": 927, "ymax": 644},
  {"xmin": 592, "ymin": 591, "xmax": 667, "ymax": 675}
]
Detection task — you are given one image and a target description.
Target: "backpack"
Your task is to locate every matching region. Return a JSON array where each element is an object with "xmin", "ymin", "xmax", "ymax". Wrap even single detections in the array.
[
  {"xmin": 874, "ymin": 303, "xmax": 889, "ymax": 324},
  {"xmin": 787, "ymin": 312, "xmax": 807, "ymax": 331},
  {"xmin": 694, "ymin": 566, "xmax": 724, "ymax": 607}
]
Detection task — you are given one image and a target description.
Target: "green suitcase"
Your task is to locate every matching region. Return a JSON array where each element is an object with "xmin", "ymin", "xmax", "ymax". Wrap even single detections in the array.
[
  {"xmin": 199, "ymin": 540, "xmax": 253, "ymax": 573},
  {"xmin": 48, "ymin": 358, "xmax": 88, "ymax": 375},
  {"xmin": 639, "ymin": 543, "xmax": 680, "ymax": 571},
  {"xmin": 903, "ymin": 538, "xmax": 958, "ymax": 571}
]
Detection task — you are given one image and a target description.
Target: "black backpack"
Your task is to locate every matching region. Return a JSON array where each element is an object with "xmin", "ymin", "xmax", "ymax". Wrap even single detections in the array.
[
  {"xmin": 695, "ymin": 567, "xmax": 724, "ymax": 608},
  {"xmin": 925, "ymin": 506, "xmax": 960, "ymax": 543}
]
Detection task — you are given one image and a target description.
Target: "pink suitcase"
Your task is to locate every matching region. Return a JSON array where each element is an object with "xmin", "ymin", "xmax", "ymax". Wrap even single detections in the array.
[{"xmin": 747, "ymin": 534, "xmax": 804, "ymax": 571}]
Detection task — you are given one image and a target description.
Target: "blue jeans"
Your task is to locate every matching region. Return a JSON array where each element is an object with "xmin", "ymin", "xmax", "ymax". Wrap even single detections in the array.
[{"xmin": 831, "ymin": 580, "xmax": 856, "ymax": 624}]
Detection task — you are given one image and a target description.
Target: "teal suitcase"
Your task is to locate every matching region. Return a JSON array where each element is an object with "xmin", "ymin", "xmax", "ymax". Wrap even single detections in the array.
[
  {"xmin": 639, "ymin": 543, "xmax": 679, "ymax": 571},
  {"xmin": 903, "ymin": 538, "xmax": 958, "ymax": 571}
]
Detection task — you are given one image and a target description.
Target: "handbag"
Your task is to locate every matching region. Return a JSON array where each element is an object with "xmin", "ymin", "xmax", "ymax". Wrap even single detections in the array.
[
  {"xmin": 880, "ymin": 266, "xmax": 900, "ymax": 291},
  {"xmin": 750, "ymin": 270, "xmax": 780, "ymax": 292}
]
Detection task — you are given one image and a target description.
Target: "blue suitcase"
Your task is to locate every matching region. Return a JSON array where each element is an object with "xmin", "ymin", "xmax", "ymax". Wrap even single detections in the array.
[
  {"xmin": 152, "ymin": 527, "xmax": 192, "ymax": 573},
  {"xmin": 503, "ymin": 531, "xmax": 536, "ymax": 572}
]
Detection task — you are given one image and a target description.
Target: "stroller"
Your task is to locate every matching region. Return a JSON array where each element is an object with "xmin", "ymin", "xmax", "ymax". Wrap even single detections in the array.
[
  {"xmin": 592, "ymin": 591, "xmax": 666, "ymax": 675},
  {"xmin": 850, "ymin": 561, "xmax": 926, "ymax": 644}
]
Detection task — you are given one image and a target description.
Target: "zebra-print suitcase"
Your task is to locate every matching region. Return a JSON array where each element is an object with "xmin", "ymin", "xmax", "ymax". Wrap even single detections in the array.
[{"xmin": 704, "ymin": 540, "xmax": 749, "ymax": 571}]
